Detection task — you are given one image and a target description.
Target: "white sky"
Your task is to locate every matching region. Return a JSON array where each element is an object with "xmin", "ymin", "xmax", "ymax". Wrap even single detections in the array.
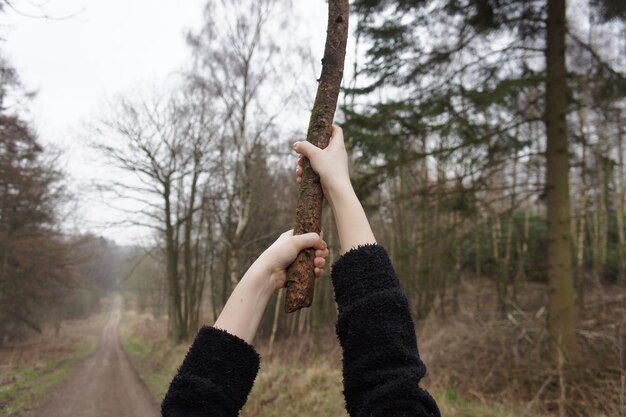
[{"xmin": 2, "ymin": 0, "xmax": 331, "ymax": 245}]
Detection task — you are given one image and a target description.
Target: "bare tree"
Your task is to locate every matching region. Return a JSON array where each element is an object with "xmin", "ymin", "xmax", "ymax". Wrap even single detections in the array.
[
  {"xmin": 186, "ymin": 0, "xmax": 287, "ymax": 294},
  {"xmin": 93, "ymin": 89, "xmax": 217, "ymax": 343}
]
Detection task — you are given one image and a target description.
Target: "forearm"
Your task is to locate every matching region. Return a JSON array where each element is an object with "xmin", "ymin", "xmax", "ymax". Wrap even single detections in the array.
[
  {"xmin": 213, "ymin": 260, "xmax": 273, "ymax": 345},
  {"xmin": 331, "ymin": 245, "xmax": 440, "ymax": 417},
  {"xmin": 161, "ymin": 328, "xmax": 260, "ymax": 416},
  {"xmin": 328, "ymin": 183, "xmax": 376, "ymax": 254},
  {"xmin": 163, "ymin": 261, "xmax": 272, "ymax": 416}
]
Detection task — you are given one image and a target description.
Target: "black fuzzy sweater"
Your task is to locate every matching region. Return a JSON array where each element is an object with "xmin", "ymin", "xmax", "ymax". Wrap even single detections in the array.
[{"xmin": 161, "ymin": 244, "xmax": 440, "ymax": 417}]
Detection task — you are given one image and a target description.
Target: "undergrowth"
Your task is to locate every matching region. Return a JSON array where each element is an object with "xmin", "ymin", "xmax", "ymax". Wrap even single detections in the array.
[
  {"xmin": 421, "ymin": 281, "xmax": 625, "ymax": 417},
  {"xmin": 121, "ymin": 303, "xmax": 549, "ymax": 417},
  {"xmin": 120, "ymin": 310, "xmax": 188, "ymax": 401},
  {"xmin": 0, "ymin": 333, "xmax": 98, "ymax": 417}
]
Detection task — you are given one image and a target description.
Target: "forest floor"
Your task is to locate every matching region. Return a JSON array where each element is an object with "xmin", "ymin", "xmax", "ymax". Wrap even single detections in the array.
[
  {"xmin": 0, "ymin": 296, "xmax": 161, "ymax": 417},
  {"xmin": 122, "ymin": 312, "xmax": 544, "ymax": 417},
  {"xmin": 419, "ymin": 280, "xmax": 625, "ymax": 417},
  {"xmin": 0, "ymin": 308, "xmax": 103, "ymax": 416},
  {"xmin": 32, "ymin": 295, "xmax": 159, "ymax": 417},
  {"xmin": 123, "ymin": 278, "xmax": 625, "ymax": 417},
  {"xmin": 7, "ymin": 282, "xmax": 616, "ymax": 417}
]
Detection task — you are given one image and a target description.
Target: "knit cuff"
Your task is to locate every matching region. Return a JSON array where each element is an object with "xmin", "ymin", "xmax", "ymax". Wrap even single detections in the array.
[
  {"xmin": 330, "ymin": 244, "xmax": 400, "ymax": 313},
  {"xmin": 178, "ymin": 325, "xmax": 260, "ymax": 376},
  {"xmin": 163, "ymin": 326, "xmax": 260, "ymax": 413}
]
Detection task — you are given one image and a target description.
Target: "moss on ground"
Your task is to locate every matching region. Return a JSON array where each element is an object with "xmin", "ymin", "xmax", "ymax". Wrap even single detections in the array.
[
  {"xmin": 434, "ymin": 388, "xmax": 544, "ymax": 417},
  {"xmin": 0, "ymin": 335, "xmax": 98, "ymax": 417}
]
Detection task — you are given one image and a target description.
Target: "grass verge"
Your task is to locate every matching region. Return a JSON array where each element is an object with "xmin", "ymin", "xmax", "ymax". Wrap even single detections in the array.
[
  {"xmin": 242, "ymin": 364, "xmax": 543, "ymax": 417},
  {"xmin": 119, "ymin": 310, "xmax": 188, "ymax": 402},
  {"xmin": 434, "ymin": 389, "xmax": 541, "ymax": 417},
  {"xmin": 121, "ymin": 311, "xmax": 545, "ymax": 417},
  {"xmin": 0, "ymin": 334, "xmax": 98, "ymax": 417}
]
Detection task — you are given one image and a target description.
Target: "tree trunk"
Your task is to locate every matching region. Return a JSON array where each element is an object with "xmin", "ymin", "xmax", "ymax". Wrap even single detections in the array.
[
  {"xmin": 228, "ymin": 246, "xmax": 240, "ymax": 290},
  {"xmin": 590, "ymin": 125, "xmax": 609, "ymax": 283},
  {"xmin": 545, "ymin": 0, "xmax": 578, "ymax": 361},
  {"xmin": 615, "ymin": 109, "xmax": 626, "ymax": 284},
  {"xmin": 576, "ymin": 109, "xmax": 588, "ymax": 307},
  {"xmin": 504, "ymin": 151, "xmax": 518, "ymax": 307},
  {"xmin": 268, "ymin": 288, "xmax": 283, "ymax": 358},
  {"xmin": 474, "ymin": 218, "xmax": 483, "ymax": 313},
  {"xmin": 285, "ymin": 0, "xmax": 349, "ymax": 313},
  {"xmin": 164, "ymin": 180, "xmax": 184, "ymax": 343},
  {"xmin": 182, "ymin": 170, "xmax": 198, "ymax": 336}
]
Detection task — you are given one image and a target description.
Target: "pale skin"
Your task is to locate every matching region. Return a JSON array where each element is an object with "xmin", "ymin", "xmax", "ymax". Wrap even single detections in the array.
[
  {"xmin": 295, "ymin": 125, "xmax": 377, "ymax": 254},
  {"xmin": 214, "ymin": 230, "xmax": 329, "ymax": 344},
  {"xmin": 214, "ymin": 125, "xmax": 375, "ymax": 344}
]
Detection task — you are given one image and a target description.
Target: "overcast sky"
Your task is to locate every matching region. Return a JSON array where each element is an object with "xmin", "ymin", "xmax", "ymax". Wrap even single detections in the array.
[{"xmin": 2, "ymin": 0, "xmax": 329, "ymax": 245}]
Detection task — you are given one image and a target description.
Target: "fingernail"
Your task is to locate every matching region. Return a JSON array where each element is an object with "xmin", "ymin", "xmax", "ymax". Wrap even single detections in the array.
[{"xmin": 293, "ymin": 142, "xmax": 298, "ymax": 148}]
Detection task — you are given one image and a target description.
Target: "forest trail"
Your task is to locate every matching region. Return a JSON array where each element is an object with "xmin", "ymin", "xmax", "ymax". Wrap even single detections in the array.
[{"xmin": 35, "ymin": 295, "xmax": 160, "ymax": 417}]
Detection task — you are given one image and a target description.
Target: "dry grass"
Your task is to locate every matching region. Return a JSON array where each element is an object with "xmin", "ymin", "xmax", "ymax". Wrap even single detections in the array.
[
  {"xmin": 120, "ymin": 310, "xmax": 189, "ymax": 401},
  {"xmin": 241, "ymin": 362, "xmax": 348, "ymax": 417},
  {"xmin": 121, "ymin": 280, "xmax": 624, "ymax": 417},
  {"xmin": 122, "ymin": 306, "xmax": 547, "ymax": 416},
  {"xmin": 0, "ymin": 317, "xmax": 100, "ymax": 416},
  {"xmin": 420, "ymin": 279, "xmax": 625, "ymax": 417}
]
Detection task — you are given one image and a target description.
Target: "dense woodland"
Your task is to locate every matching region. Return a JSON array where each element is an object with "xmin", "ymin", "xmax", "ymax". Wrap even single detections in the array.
[
  {"xmin": 1, "ymin": 0, "xmax": 625, "ymax": 415},
  {"xmin": 0, "ymin": 58, "xmax": 127, "ymax": 342}
]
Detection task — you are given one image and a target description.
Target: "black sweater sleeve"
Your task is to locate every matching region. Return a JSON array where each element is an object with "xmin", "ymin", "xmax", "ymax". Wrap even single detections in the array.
[
  {"xmin": 161, "ymin": 326, "xmax": 260, "ymax": 417},
  {"xmin": 331, "ymin": 244, "xmax": 440, "ymax": 417}
]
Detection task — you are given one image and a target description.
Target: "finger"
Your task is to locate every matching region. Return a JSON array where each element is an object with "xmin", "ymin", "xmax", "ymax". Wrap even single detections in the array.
[
  {"xmin": 296, "ymin": 176, "xmax": 301, "ymax": 184},
  {"xmin": 314, "ymin": 257, "xmax": 326, "ymax": 268},
  {"xmin": 298, "ymin": 156, "xmax": 304, "ymax": 166},
  {"xmin": 314, "ymin": 267, "xmax": 323, "ymax": 277},
  {"xmin": 312, "ymin": 236, "xmax": 327, "ymax": 250},
  {"xmin": 329, "ymin": 125, "xmax": 345, "ymax": 148},
  {"xmin": 316, "ymin": 240, "xmax": 327, "ymax": 251},
  {"xmin": 292, "ymin": 232, "xmax": 322, "ymax": 250},
  {"xmin": 296, "ymin": 165, "xmax": 303, "ymax": 178},
  {"xmin": 280, "ymin": 229, "xmax": 294, "ymax": 239},
  {"xmin": 315, "ymin": 248, "xmax": 329, "ymax": 258},
  {"xmin": 312, "ymin": 239, "xmax": 326, "ymax": 250},
  {"xmin": 293, "ymin": 141, "xmax": 320, "ymax": 159}
]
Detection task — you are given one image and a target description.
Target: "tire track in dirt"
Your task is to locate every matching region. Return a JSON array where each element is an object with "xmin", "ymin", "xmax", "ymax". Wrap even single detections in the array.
[{"xmin": 35, "ymin": 295, "xmax": 160, "ymax": 417}]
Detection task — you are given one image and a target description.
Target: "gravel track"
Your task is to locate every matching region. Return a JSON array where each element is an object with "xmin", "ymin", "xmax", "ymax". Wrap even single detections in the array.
[{"xmin": 35, "ymin": 295, "xmax": 160, "ymax": 417}]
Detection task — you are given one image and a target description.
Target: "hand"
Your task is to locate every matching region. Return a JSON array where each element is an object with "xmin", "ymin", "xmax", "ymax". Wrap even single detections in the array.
[
  {"xmin": 213, "ymin": 230, "xmax": 328, "ymax": 344},
  {"xmin": 294, "ymin": 126, "xmax": 376, "ymax": 254},
  {"xmin": 258, "ymin": 230, "xmax": 329, "ymax": 291},
  {"xmin": 293, "ymin": 125, "xmax": 352, "ymax": 200}
]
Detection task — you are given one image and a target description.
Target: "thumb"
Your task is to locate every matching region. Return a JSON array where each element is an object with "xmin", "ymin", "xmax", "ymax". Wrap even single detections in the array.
[
  {"xmin": 293, "ymin": 141, "xmax": 320, "ymax": 159},
  {"xmin": 329, "ymin": 125, "xmax": 345, "ymax": 149},
  {"xmin": 291, "ymin": 232, "xmax": 322, "ymax": 251}
]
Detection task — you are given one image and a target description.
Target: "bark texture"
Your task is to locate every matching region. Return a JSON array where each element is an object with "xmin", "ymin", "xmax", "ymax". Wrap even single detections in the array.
[
  {"xmin": 285, "ymin": 0, "xmax": 349, "ymax": 313},
  {"xmin": 545, "ymin": 0, "xmax": 579, "ymax": 361}
]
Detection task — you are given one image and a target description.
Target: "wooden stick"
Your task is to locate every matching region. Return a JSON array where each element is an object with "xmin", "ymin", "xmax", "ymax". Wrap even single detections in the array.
[{"xmin": 285, "ymin": 0, "xmax": 349, "ymax": 313}]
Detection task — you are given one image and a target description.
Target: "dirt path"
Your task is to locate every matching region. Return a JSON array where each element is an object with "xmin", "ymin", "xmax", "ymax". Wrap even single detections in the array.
[{"xmin": 35, "ymin": 295, "xmax": 160, "ymax": 417}]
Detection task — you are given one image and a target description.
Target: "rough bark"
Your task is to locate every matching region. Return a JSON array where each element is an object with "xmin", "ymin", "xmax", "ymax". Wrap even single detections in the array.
[
  {"xmin": 285, "ymin": 0, "xmax": 349, "ymax": 313},
  {"xmin": 590, "ymin": 126, "xmax": 609, "ymax": 282},
  {"xmin": 165, "ymin": 187, "xmax": 185, "ymax": 343},
  {"xmin": 575, "ymin": 112, "xmax": 588, "ymax": 307},
  {"xmin": 545, "ymin": 0, "xmax": 579, "ymax": 361},
  {"xmin": 616, "ymin": 110, "xmax": 626, "ymax": 284}
]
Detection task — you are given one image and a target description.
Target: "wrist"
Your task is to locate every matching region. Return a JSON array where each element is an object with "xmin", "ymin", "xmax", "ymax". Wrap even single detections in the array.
[
  {"xmin": 326, "ymin": 179, "xmax": 354, "ymax": 206},
  {"xmin": 242, "ymin": 259, "xmax": 275, "ymax": 299},
  {"xmin": 327, "ymin": 181, "xmax": 357, "ymax": 212}
]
